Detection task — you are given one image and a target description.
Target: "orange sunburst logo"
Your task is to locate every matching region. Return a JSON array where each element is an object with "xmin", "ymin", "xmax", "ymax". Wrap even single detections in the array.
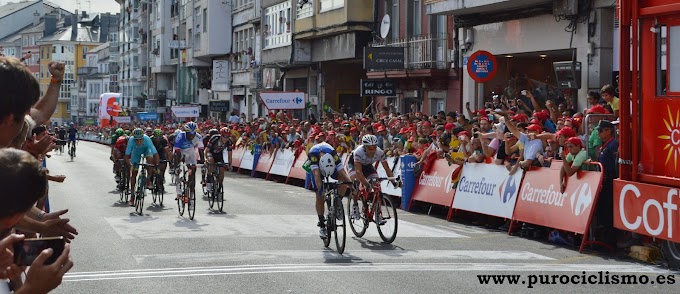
[{"xmin": 658, "ymin": 105, "xmax": 680, "ymax": 171}]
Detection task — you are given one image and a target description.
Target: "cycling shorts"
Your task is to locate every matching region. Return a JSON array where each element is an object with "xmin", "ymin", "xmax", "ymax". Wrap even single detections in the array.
[
  {"xmin": 347, "ymin": 161, "xmax": 378, "ymax": 179},
  {"xmin": 68, "ymin": 136, "xmax": 77, "ymax": 142},
  {"xmin": 209, "ymin": 151, "xmax": 225, "ymax": 164},
  {"xmin": 175, "ymin": 147, "xmax": 199, "ymax": 166}
]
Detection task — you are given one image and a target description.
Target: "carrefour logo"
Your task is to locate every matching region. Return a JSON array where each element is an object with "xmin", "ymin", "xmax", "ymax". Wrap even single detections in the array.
[
  {"xmin": 295, "ymin": 97, "xmax": 303, "ymax": 104},
  {"xmin": 570, "ymin": 183, "xmax": 593, "ymax": 216},
  {"xmin": 498, "ymin": 175, "xmax": 518, "ymax": 203}
]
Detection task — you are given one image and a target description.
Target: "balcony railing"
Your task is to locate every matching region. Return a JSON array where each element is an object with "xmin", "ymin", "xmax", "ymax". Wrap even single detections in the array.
[
  {"xmin": 250, "ymin": 68, "xmax": 263, "ymax": 89},
  {"xmin": 370, "ymin": 33, "xmax": 451, "ymax": 70}
]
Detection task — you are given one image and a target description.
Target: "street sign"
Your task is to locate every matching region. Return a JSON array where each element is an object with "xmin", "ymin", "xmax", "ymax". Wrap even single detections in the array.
[
  {"xmin": 209, "ymin": 101, "xmax": 230, "ymax": 112},
  {"xmin": 466, "ymin": 50, "xmax": 498, "ymax": 83},
  {"xmin": 363, "ymin": 47, "xmax": 405, "ymax": 70},
  {"xmin": 171, "ymin": 106, "xmax": 200, "ymax": 117},
  {"xmin": 361, "ymin": 79, "xmax": 396, "ymax": 96},
  {"xmin": 137, "ymin": 112, "xmax": 159, "ymax": 121},
  {"xmin": 258, "ymin": 92, "xmax": 306, "ymax": 110}
]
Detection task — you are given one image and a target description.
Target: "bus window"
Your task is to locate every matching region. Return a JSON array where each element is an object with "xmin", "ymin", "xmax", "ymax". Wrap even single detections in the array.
[
  {"xmin": 670, "ymin": 26, "xmax": 680, "ymax": 93},
  {"xmin": 657, "ymin": 25, "xmax": 667, "ymax": 96}
]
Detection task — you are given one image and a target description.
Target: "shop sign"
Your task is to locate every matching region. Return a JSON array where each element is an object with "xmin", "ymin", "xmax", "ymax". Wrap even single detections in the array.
[
  {"xmin": 210, "ymin": 101, "xmax": 230, "ymax": 112},
  {"xmin": 363, "ymin": 47, "xmax": 405, "ymax": 70},
  {"xmin": 361, "ymin": 79, "xmax": 396, "ymax": 96},
  {"xmin": 259, "ymin": 92, "xmax": 306, "ymax": 110},
  {"xmin": 466, "ymin": 50, "xmax": 497, "ymax": 83},
  {"xmin": 137, "ymin": 112, "xmax": 159, "ymax": 121}
]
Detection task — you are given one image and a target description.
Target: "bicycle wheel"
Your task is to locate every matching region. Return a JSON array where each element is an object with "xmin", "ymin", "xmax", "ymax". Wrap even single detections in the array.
[
  {"xmin": 207, "ymin": 174, "xmax": 215, "ymax": 209},
  {"xmin": 216, "ymin": 181, "xmax": 224, "ymax": 212},
  {"xmin": 157, "ymin": 173, "xmax": 164, "ymax": 206},
  {"xmin": 188, "ymin": 186, "xmax": 196, "ymax": 220},
  {"xmin": 348, "ymin": 194, "xmax": 369, "ymax": 238},
  {"xmin": 135, "ymin": 175, "xmax": 145, "ymax": 215},
  {"xmin": 177, "ymin": 175, "xmax": 186, "ymax": 216},
  {"xmin": 376, "ymin": 193, "xmax": 398, "ymax": 244},
  {"xmin": 151, "ymin": 174, "xmax": 158, "ymax": 204},
  {"xmin": 119, "ymin": 170, "xmax": 126, "ymax": 202},
  {"xmin": 334, "ymin": 196, "xmax": 346, "ymax": 254},
  {"xmin": 323, "ymin": 194, "xmax": 332, "ymax": 247}
]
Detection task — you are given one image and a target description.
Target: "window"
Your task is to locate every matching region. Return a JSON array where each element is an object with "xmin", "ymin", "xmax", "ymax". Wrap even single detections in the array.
[
  {"xmin": 23, "ymin": 36, "xmax": 28, "ymax": 47},
  {"xmin": 297, "ymin": 0, "xmax": 313, "ymax": 19},
  {"xmin": 669, "ymin": 26, "xmax": 680, "ymax": 93},
  {"xmin": 195, "ymin": 7, "xmax": 201, "ymax": 32},
  {"xmin": 30, "ymin": 35, "xmax": 35, "ymax": 46},
  {"xmin": 234, "ymin": 0, "xmax": 253, "ymax": 10},
  {"xmin": 203, "ymin": 8, "xmax": 207, "ymax": 33},
  {"xmin": 264, "ymin": 2, "xmax": 292, "ymax": 49},
  {"xmin": 412, "ymin": 0, "xmax": 422, "ymax": 36},
  {"xmin": 232, "ymin": 26, "xmax": 255, "ymax": 70},
  {"xmin": 319, "ymin": 0, "xmax": 344, "ymax": 12},
  {"xmin": 390, "ymin": 0, "xmax": 399, "ymax": 40}
]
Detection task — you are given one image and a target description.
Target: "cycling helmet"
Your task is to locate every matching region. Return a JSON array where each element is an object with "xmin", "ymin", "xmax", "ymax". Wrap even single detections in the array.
[
  {"xmin": 132, "ymin": 128, "xmax": 144, "ymax": 139},
  {"xmin": 209, "ymin": 128, "xmax": 219, "ymax": 136},
  {"xmin": 154, "ymin": 128, "xmax": 163, "ymax": 136},
  {"xmin": 220, "ymin": 127, "xmax": 230, "ymax": 136},
  {"xmin": 145, "ymin": 127, "xmax": 153, "ymax": 133},
  {"xmin": 361, "ymin": 134, "xmax": 378, "ymax": 146},
  {"xmin": 174, "ymin": 129, "xmax": 181, "ymax": 136},
  {"xmin": 124, "ymin": 130, "xmax": 131, "ymax": 135},
  {"xmin": 184, "ymin": 122, "xmax": 198, "ymax": 134},
  {"xmin": 319, "ymin": 153, "xmax": 336, "ymax": 178},
  {"xmin": 116, "ymin": 128, "xmax": 124, "ymax": 136}
]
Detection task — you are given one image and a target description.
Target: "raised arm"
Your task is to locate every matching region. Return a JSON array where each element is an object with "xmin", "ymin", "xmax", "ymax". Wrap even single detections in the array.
[{"xmin": 30, "ymin": 62, "xmax": 64, "ymax": 125}]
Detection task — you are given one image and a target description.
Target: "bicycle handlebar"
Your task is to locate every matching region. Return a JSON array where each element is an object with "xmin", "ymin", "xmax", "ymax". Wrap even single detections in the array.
[{"xmin": 133, "ymin": 163, "xmax": 157, "ymax": 167}]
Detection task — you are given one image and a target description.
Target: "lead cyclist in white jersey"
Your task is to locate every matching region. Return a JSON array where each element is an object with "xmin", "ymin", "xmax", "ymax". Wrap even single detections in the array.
[
  {"xmin": 173, "ymin": 121, "xmax": 204, "ymax": 199},
  {"xmin": 348, "ymin": 134, "xmax": 396, "ymax": 222}
]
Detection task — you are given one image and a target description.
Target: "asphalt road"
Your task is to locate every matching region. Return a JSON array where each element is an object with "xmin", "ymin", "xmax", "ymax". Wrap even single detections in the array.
[{"xmin": 44, "ymin": 141, "xmax": 678, "ymax": 294}]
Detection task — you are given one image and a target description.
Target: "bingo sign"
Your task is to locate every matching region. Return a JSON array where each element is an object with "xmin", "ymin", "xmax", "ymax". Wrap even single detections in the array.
[{"xmin": 466, "ymin": 50, "xmax": 497, "ymax": 83}]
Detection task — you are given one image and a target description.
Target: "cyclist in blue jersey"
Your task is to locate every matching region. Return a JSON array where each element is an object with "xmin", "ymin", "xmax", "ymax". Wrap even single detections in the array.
[
  {"xmin": 66, "ymin": 123, "xmax": 78, "ymax": 156},
  {"xmin": 173, "ymin": 122, "xmax": 204, "ymax": 199},
  {"xmin": 308, "ymin": 141, "xmax": 353, "ymax": 239},
  {"xmin": 125, "ymin": 128, "xmax": 159, "ymax": 206}
]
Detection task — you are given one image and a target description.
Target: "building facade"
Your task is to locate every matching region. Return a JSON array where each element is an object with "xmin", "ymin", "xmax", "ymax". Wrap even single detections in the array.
[
  {"xmin": 116, "ymin": 0, "xmax": 148, "ymax": 117},
  {"xmin": 426, "ymin": 0, "xmax": 616, "ymax": 112},
  {"xmin": 230, "ymin": 0, "xmax": 261, "ymax": 121}
]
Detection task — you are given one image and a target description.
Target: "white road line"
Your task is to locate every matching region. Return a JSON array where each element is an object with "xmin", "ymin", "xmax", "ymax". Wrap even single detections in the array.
[
  {"xmin": 133, "ymin": 250, "xmax": 555, "ymax": 264},
  {"xmin": 63, "ymin": 263, "xmax": 677, "ymax": 282},
  {"xmin": 436, "ymin": 224, "xmax": 490, "ymax": 234},
  {"xmin": 104, "ymin": 215, "xmax": 469, "ymax": 239}
]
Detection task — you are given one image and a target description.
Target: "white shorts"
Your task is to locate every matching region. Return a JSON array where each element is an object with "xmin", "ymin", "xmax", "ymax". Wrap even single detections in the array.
[{"xmin": 175, "ymin": 147, "xmax": 199, "ymax": 165}]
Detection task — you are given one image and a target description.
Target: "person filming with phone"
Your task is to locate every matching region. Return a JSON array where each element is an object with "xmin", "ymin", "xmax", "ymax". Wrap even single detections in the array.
[{"xmin": 0, "ymin": 148, "xmax": 73, "ymax": 293}]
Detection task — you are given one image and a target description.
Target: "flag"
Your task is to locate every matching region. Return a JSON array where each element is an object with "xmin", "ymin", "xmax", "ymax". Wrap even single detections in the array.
[{"xmin": 306, "ymin": 101, "xmax": 312, "ymax": 109}]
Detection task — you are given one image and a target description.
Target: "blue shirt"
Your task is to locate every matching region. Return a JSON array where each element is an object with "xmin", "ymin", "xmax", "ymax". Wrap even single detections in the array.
[
  {"xmin": 598, "ymin": 138, "xmax": 619, "ymax": 180},
  {"xmin": 308, "ymin": 142, "xmax": 343, "ymax": 171},
  {"xmin": 125, "ymin": 135, "xmax": 158, "ymax": 159},
  {"xmin": 174, "ymin": 132, "xmax": 203, "ymax": 150},
  {"xmin": 519, "ymin": 133, "xmax": 544, "ymax": 161}
]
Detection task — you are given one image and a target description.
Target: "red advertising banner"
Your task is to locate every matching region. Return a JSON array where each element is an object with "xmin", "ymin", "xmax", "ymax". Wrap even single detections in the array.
[
  {"xmin": 409, "ymin": 159, "xmax": 460, "ymax": 208},
  {"xmin": 513, "ymin": 161, "xmax": 603, "ymax": 235},
  {"xmin": 614, "ymin": 179, "xmax": 680, "ymax": 243},
  {"xmin": 255, "ymin": 150, "xmax": 275, "ymax": 174},
  {"xmin": 287, "ymin": 152, "xmax": 308, "ymax": 181},
  {"xmin": 231, "ymin": 147, "xmax": 246, "ymax": 168}
]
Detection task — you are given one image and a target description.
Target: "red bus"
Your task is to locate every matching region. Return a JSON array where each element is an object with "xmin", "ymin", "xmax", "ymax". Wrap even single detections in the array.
[{"xmin": 615, "ymin": 0, "xmax": 680, "ymax": 267}]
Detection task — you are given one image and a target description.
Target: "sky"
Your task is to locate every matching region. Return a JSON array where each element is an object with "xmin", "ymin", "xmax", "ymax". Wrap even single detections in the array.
[{"xmin": 45, "ymin": 0, "xmax": 120, "ymax": 14}]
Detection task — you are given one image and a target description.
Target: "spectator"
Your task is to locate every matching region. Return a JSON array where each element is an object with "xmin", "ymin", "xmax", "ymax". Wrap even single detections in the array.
[
  {"xmin": 560, "ymin": 137, "xmax": 588, "ymax": 192},
  {"xmin": 600, "ymin": 84, "xmax": 620, "ymax": 119}
]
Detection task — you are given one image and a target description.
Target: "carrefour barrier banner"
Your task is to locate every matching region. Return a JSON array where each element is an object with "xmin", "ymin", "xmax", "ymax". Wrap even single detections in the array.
[
  {"xmin": 376, "ymin": 157, "xmax": 401, "ymax": 197},
  {"xmin": 614, "ymin": 179, "xmax": 680, "ymax": 243},
  {"xmin": 409, "ymin": 159, "xmax": 459, "ymax": 207},
  {"xmin": 231, "ymin": 147, "xmax": 246, "ymax": 168},
  {"xmin": 240, "ymin": 149, "xmax": 255, "ymax": 170},
  {"xmin": 513, "ymin": 161, "xmax": 602, "ymax": 234},
  {"xmin": 287, "ymin": 152, "xmax": 308, "ymax": 180},
  {"xmin": 269, "ymin": 149, "xmax": 295, "ymax": 176},
  {"xmin": 452, "ymin": 163, "xmax": 523, "ymax": 218},
  {"xmin": 255, "ymin": 149, "xmax": 276, "ymax": 174}
]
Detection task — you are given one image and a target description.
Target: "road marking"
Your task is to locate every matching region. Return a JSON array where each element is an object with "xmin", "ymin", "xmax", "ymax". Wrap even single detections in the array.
[
  {"xmin": 63, "ymin": 263, "xmax": 677, "ymax": 282},
  {"xmin": 436, "ymin": 224, "xmax": 490, "ymax": 234},
  {"xmin": 133, "ymin": 250, "xmax": 554, "ymax": 264},
  {"xmin": 104, "ymin": 215, "xmax": 468, "ymax": 239}
]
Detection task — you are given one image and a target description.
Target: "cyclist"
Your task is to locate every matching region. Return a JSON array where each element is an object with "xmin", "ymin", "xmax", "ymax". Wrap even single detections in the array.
[
  {"xmin": 309, "ymin": 142, "xmax": 353, "ymax": 239},
  {"xmin": 145, "ymin": 127, "xmax": 153, "ymax": 137},
  {"xmin": 113, "ymin": 130, "xmax": 129, "ymax": 182},
  {"xmin": 348, "ymin": 134, "xmax": 396, "ymax": 223},
  {"xmin": 150, "ymin": 128, "xmax": 171, "ymax": 183},
  {"xmin": 55, "ymin": 126, "xmax": 67, "ymax": 153},
  {"xmin": 167, "ymin": 129, "xmax": 180, "ymax": 175},
  {"xmin": 110, "ymin": 128, "xmax": 125, "ymax": 180},
  {"xmin": 66, "ymin": 123, "xmax": 78, "ymax": 156},
  {"xmin": 173, "ymin": 122, "xmax": 203, "ymax": 200},
  {"xmin": 201, "ymin": 128, "xmax": 219, "ymax": 187},
  {"xmin": 124, "ymin": 128, "xmax": 159, "ymax": 206},
  {"xmin": 204, "ymin": 127, "xmax": 233, "ymax": 192}
]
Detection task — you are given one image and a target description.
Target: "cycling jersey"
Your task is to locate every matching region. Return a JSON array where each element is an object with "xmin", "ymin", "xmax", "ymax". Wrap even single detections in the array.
[
  {"xmin": 125, "ymin": 135, "xmax": 158, "ymax": 165},
  {"xmin": 206, "ymin": 135, "xmax": 233, "ymax": 154},
  {"xmin": 167, "ymin": 134, "xmax": 176, "ymax": 148},
  {"xmin": 67, "ymin": 127, "xmax": 77, "ymax": 141},
  {"xmin": 56, "ymin": 129, "xmax": 66, "ymax": 140},
  {"xmin": 308, "ymin": 142, "xmax": 343, "ymax": 172},
  {"xmin": 174, "ymin": 131, "xmax": 203, "ymax": 165},
  {"xmin": 151, "ymin": 135, "xmax": 169, "ymax": 160},
  {"xmin": 114, "ymin": 136, "xmax": 128, "ymax": 152},
  {"xmin": 110, "ymin": 134, "xmax": 120, "ymax": 146},
  {"xmin": 351, "ymin": 145, "xmax": 386, "ymax": 166}
]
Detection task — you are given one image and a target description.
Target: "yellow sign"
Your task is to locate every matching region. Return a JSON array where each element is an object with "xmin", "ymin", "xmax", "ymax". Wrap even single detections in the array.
[{"xmin": 657, "ymin": 105, "xmax": 680, "ymax": 170}]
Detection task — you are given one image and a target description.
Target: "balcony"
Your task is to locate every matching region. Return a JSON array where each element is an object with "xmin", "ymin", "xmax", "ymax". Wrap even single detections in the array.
[
  {"xmin": 250, "ymin": 68, "xmax": 263, "ymax": 89},
  {"xmin": 370, "ymin": 34, "xmax": 451, "ymax": 70},
  {"xmin": 426, "ymin": 0, "xmax": 553, "ymax": 26},
  {"xmin": 77, "ymin": 67, "xmax": 98, "ymax": 76}
]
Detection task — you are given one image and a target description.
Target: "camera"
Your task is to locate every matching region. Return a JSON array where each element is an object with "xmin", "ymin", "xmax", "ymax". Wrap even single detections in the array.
[{"xmin": 13, "ymin": 236, "xmax": 65, "ymax": 266}]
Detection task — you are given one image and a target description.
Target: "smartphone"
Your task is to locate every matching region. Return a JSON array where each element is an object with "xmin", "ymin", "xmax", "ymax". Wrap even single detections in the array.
[
  {"xmin": 13, "ymin": 237, "xmax": 65, "ymax": 266},
  {"xmin": 521, "ymin": 90, "xmax": 528, "ymax": 96}
]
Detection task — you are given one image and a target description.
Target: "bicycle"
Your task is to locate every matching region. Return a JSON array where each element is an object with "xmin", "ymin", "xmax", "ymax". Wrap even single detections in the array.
[
  {"xmin": 151, "ymin": 160, "xmax": 170, "ymax": 206},
  {"xmin": 133, "ymin": 163, "xmax": 157, "ymax": 215},
  {"xmin": 175, "ymin": 159, "xmax": 197, "ymax": 220},
  {"xmin": 321, "ymin": 179, "xmax": 353, "ymax": 254},
  {"xmin": 68, "ymin": 141, "xmax": 76, "ymax": 160},
  {"xmin": 117, "ymin": 159, "xmax": 130, "ymax": 203},
  {"xmin": 348, "ymin": 176, "xmax": 400, "ymax": 244},
  {"xmin": 169, "ymin": 152, "xmax": 181, "ymax": 186},
  {"xmin": 204, "ymin": 162, "xmax": 228, "ymax": 212}
]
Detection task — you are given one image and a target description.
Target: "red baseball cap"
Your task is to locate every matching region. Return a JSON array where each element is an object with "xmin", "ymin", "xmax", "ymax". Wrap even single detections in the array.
[
  {"xmin": 422, "ymin": 121, "xmax": 432, "ymax": 127},
  {"xmin": 511, "ymin": 114, "xmax": 528, "ymax": 122},
  {"xmin": 529, "ymin": 118, "xmax": 540, "ymax": 124},
  {"xmin": 457, "ymin": 131, "xmax": 470, "ymax": 137},
  {"xmin": 408, "ymin": 136, "xmax": 416, "ymax": 142},
  {"xmin": 328, "ymin": 131, "xmax": 336, "ymax": 136},
  {"xmin": 587, "ymin": 105, "xmax": 607, "ymax": 114},
  {"xmin": 555, "ymin": 127, "xmax": 576, "ymax": 138},
  {"xmin": 350, "ymin": 127, "xmax": 358, "ymax": 132},
  {"xmin": 377, "ymin": 126, "xmax": 386, "ymax": 132},
  {"xmin": 526, "ymin": 124, "xmax": 542, "ymax": 133},
  {"xmin": 334, "ymin": 118, "xmax": 342, "ymax": 123},
  {"xmin": 444, "ymin": 123, "xmax": 455, "ymax": 130},
  {"xmin": 566, "ymin": 136, "xmax": 584, "ymax": 148},
  {"xmin": 373, "ymin": 122, "xmax": 382, "ymax": 129},
  {"xmin": 399, "ymin": 127, "xmax": 408, "ymax": 134}
]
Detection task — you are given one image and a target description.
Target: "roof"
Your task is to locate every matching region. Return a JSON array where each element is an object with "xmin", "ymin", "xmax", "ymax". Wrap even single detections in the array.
[
  {"xmin": 0, "ymin": 23, "xmax": 37, "ymax": 43},
  {"xmin": 89, "ymin": 42, "xmax": 110, "ymax": 53},
  {"xmin": 38, "ymin": 23, "xmax": 101, "ymax": 43},
  {"xmin": 0, "ymin": 0, "xmax": 40, "ymax": 20}
]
